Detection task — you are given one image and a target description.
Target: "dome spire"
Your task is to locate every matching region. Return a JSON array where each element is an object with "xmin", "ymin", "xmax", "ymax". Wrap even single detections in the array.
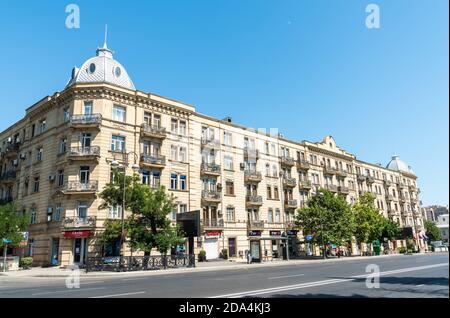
[
  {"xmin": 103, "ymin": 24, "xmax": 108, "ymax": 49},
  {"xmin": 96, "ymin": 24, "xmax": 114, "ymax": 58}
]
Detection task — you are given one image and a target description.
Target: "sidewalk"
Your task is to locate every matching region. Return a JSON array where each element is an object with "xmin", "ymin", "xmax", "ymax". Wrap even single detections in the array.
[{"xmin": 0, "ymin": 252, "xmax": 431, "ymax": 279}]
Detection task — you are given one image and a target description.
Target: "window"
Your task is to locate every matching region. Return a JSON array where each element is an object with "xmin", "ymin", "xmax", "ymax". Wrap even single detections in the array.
[
  {"xmin": 226, "ymin": 207, "xmax": 235, "ymax": 222},
  {"xmin": 77, "ymin": 202, "xmax": 88, "ymax": 219},
  {"xmin": 84, "ymin": 101, "xmax": 93, "ymax": 115},
  {"xmin": 225, "ymin": 181, "xmax": 234, "ymax": 195},
  {"xmin": 274, "ymin": 187, "xmax": 279, "ymax": 200},
  {"xmin": 265, "ymin": 142, "xmax": 269, "ymax": 154},
  {"xmin": 63, "ymin": 108, "xmax": 70, "ymax": 123},
  {"xmin": 153, "ymin": 114, "xmax": 161, "ymax": 127},
  {"xmin": 179, "ymin": 204, "xmax": 188, "ymax": 214},
  {"xmin": 265, "ymin": 164, "xmax": 270, "ymax": 177},
  {"xmin": 224, "ymin": 132, "xmax": 233, "ymax": 146},
  {"xmin": 109, "ymin": 205, "xmax": 123, "ymax": 219},
  {"xmin": 142, "ymin": 170, "xmax": 150, "ymax": 185},
  {"xmin": 268, "ymin": 209, "xmax": 274, "ymax": 223},
  {"xmin": 81, "ymin": 133, "xmax": 91, "ymax": 148},
  {"xmin": 112, "ymin": 105, "xmax": 126, "ymax": 122},
  {"xmin": 171, "ymin": 207, "xmax": 177, "ymax": 221},
  {"xmin": 33, "ymin": 177, "xmax": 40, "ymax": 193},
  {"xmin": 57, "ymin": 170, "xmax": 64, "ymax": 187},
  {"xmin": 30, "ymin": 208, "xmax": 37, "ymax": 224},
  {"xmin": 36, "ymin": 147, "xmax": 43, "ymax": 162},
  {"xmin": 54, "ymin": 203, "xmax": 62, "ymax": 221},
  {"xmin": 179, "ymin": 121, "xmax": 187, "ymax": 135},
  {"xmin": 170, "ymin": 173, "xmax": 178, "ymax": 190},
  {"xmin": 272, "ymin": 165, "xmax": 278, "ymax": 177},
  {"xmin": 267, "ymin": 186, "xmax": 272, "ymax": 199},
  {"xmin": 39, "ymin": 119, "xmax": 46, "ymax": 134},
  {"xmin": 224, "ymin": 155, "xmax": 233, "ymax": 170},
  {"xmin": 180, "ymin": 175, "xmax": 187, "ymax": 190},
  {"xmin": 171, "ymin": 145, "xmax": 178, "ymax": 161},
  {"xmin": 111, "ymin": 135, "xmax": 125, "ymax": 152},
  {"xmin": 275, "ymin": 209, "xmax": 281, "ymax": 223},
  {"xmin": 79, "ymin": 166, "xmax": 90, "ymax": 184},
  {"xmin": 171, "ymin": 119, "xmax": 178, "ymax": 134},
  {"xmin": 271, "ymin": 144, "xmax": 276, "ymax": 156},
  {"xmin": 59, "ymin": 138, "xmax": 67, "ymax": 154},
  {"xmin": 143, "ymin": 112, "xmax": 151, "ymax": 125},
  {"xmin": 179, "ymin": 147, "xmax": 187, "ymax": 162}
]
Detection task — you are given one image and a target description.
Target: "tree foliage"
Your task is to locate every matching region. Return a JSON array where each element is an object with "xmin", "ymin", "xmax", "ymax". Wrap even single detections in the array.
[
  {"xmin": 98, "ymin": 219, "xmax": 123, "ymax": 246},
  {"xmin": 0, "ymin": 202, "xmax": 29, "ymax": 248},
  {"xmin": 381, "ymin": 218, "xmax": 401, "ymax": 241},
  {"xmin": 295, "ymin": 189, "xmax": 355, "ymax": 246},
  {"xmin": 352, "ymin": 193, "xmax": 386, "ymax": 244},
  {"xmin": 425, "ymin": 220, "xmax": 442, "ymax": 242}
]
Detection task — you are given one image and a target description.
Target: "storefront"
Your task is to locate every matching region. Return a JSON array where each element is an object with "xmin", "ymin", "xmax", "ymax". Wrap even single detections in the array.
[
  {"xmin": 203, "ymin": 231, "xmax": 221, "ymax": 260},
  {"xmin": 63, "ymin": 230, "xmax": 91, "ymax": 265},
  {"xmin": 248, "ymin": 230, "xmax": 289, "ymax": 262}
]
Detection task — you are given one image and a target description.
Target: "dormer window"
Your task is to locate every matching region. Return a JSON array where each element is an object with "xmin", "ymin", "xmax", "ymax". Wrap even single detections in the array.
[
  {"xmin": 114, "ymin": 67, "xmax": 121, "ymax": 77},
  {"xmin": 89, "ymin": 63, "xmax": 96, "ymax": 74}
]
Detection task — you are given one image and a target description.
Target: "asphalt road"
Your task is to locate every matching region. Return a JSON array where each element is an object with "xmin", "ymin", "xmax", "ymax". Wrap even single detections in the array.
[{"xmin": 0, "ymin": 253, "xmax": 448, "ymax": 298}]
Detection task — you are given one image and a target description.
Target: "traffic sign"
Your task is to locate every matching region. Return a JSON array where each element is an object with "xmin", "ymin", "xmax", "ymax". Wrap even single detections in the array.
[
  {"xmin": 305, "ymin": 235, "xmax": 313, "ymax": 241},
  {"xmin": 2, "ymin": 239, "xmax": 12, "ymax": 244}
]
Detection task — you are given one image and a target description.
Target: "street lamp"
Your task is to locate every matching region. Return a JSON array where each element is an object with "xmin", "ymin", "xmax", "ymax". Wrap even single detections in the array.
[{"xmin": 111, "ymin": 152, "xmax": 140, "ymax": 270}]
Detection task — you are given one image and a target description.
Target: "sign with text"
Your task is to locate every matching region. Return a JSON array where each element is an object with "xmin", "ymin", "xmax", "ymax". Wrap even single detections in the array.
[
  {"xmin": 248, "ymin": 230, "xmax": 262, "ymax": 237},
  {"xmin": 269, "ymin": 230, "xmax": 281, "ymax": 237},
  {"xmin": 205, "ymin": 231, "xmax": 221, "ymax": 238},
  {"xmin": 63, "ymin": 230, "xmax": 91, "ymax": 238}
]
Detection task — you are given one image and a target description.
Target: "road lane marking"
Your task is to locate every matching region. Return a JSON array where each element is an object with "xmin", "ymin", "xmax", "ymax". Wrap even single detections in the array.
[
  {"xmin": 90, "ymin": 291, "xmax": 146, "ymax": 298},
  {"xmin": 416, "ymin": 284, "xmax": 425, "ymax": 287},
  {"xmin": 268, "ymin": 274, "xmax": 305, "ymax": 280},
  {"xmin": 210, "ymin": 262, "xmax": 449, "ymax": 298},
  {"xmin": 32, "ymin": 287, "xmax": 105, "ymax": 296}
]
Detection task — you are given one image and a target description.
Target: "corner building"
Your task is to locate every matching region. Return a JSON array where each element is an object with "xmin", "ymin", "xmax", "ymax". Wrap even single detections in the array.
[{"xmin": 0, "ymin": 43, "xmax": 427, "ymax": 266}]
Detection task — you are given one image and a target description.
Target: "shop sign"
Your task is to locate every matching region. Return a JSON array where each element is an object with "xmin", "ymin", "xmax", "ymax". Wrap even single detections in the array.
[
  {"xmin": 248, "ymin": 230, "xmax": 262, "ymax": 237},
  {"xmin": 269, "ymin": 230, "xmax": 281, "ymax": 237},
  {"xmin": 63, "ymin": 230, "xmax": 91, "ymax": 238},
  {"xmin": 205, "ymin": 231, "xmax": 221, "ymax": 238}
]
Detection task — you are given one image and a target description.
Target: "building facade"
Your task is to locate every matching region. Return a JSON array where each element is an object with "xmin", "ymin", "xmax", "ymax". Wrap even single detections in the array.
[
  {"xmin": 423, "ymin": 205, "xmax": 449, "ymax": 222},
  {"xmin": 0, "ymin": 42, "xmax": 427, "ymax": 266}
]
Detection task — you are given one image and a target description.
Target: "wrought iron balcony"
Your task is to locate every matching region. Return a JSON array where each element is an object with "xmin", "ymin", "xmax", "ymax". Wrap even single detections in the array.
[
  {"xmin": 244, "ymin": 149, "xmax": 260, "ymax": 160},
  {"xmin": 0, "ymin": 197, "xmax": 13, "ymax": 205},
  {"xmin": 140, "ymin": 154, "xmax": 166, "ymax": 168},
  {"xmin": 325, "ymin": 184, "xmax": 338, "ymax": 193},
  {"xmin": 398, "ymin": 183, "xmax": 409, "ymax": 190},
  {"xmin": 357, "ymin": 174, "xmax": 367, "ymax": 182},
  {"xmin": 5, "ymin": 143, "xmax": 20, "ymax": 157},
  {"xmin": 201, "ymin": 190, "xmax": 221, "ymax": 203},
  {"xmin": 140, "ymin": 124, "xmax": 167, "ymax": 139},
  {"xmin": 247, "ymin": 220, "xmax": 265, "ymax": 231},
  {"xmin": 324, "ymin": 166, "xmax": 338, "ymax": 175},
  {"xmin": 298, "ymin": 180, "xmax": 312, "ymax": 189},
  {"xmin": 283, "ymin": 177, "xmax": 297, "ymax": 188},
  {"xmin": 201, "ymin": 136, "xmax": 220, "ymax": 148},
  {"xmin": 69, "ymin": 114, "xmax": 102, "ymax": 128},
  {"xmin": 384, "ymin": 180, "xmax": 393, "ymax": 187},
  {"xmin": 385, "ymin": 194, "xmax": 395, "ymax": 202},
  {"xmin": 0, "ymin": 170, "xmax": 16, "ymax": 182},
  {"xmin": 62, "ymin": 181, "xmax": 98, "ymax": 194},
  {"xmin": 399, "ymin": 195, "xmax": 408, "ymax": 203},
  {"xmin": 202, "ymin": 218, "xmax": 225, "ymax": 230},
  {"xmin": 201, "ymin": 163, "xmax": 221, "ymax": 176},
  {"xmin": 338, "ymin": 186, "xmax": 350, "ymax": 194},
  {"xmin": 366, "ymin": 176, "xmax": 375, "ymax": 183},
  {"xmin": 67, "ymin": 146, "xmax": 100, "ymax": 160},
  {"xmin": 335, "ymin": 169, "xmax": 348, "ymax": 178},
  {"xmin": 285, "ymin": 199, "xmax": 298, "ymax": 209},
  {"xmin": 244, "ymin": 170, "xmax": 262, "ymax": 182},
  {"xmin": 280, "ymin": 156, "xmax": 295, "ymax": 166},
  {"xmin": 296, "ymin": 160, "xmax": 310, "ymax": 170},
  {"xmin": 246, "ymin": 195, "xmax": 263, "ymax": 206},
  {"xmin": 62, "ymin": 216, "xmax": 97, "ymax": 230}
]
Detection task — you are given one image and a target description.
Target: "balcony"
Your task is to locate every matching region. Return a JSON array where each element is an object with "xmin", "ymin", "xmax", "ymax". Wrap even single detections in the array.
[
  {"xmin": 366, "ymin": 176, "xmax": 375, "ymax": 183},
  {"xmin": 338, "ymin": 186, "xmax": 350, "ymax": 194},
  {"xmin": 201, "ymin": 137, "xmax": 220, "ymax": 148},
  {"xmin": 247, "ymin": 220, "xmax": 265, "ymax": 231},
  {"xmin": 244, "ymin": 170, "xmax": 262, "ymax": 183},
  {"xmin": 385, "ymin": 194, "xmax": 395, "ymax": 202},
  {"xmin": 0, "ymin": 170, "xmax": 16, "ymax": 183},
  {"xmin": 246, "ymin": 195, "xmax": 263, "ymax": 207},
  {"xmin": 283, "ymin": 177, "xmax": 297, "ymax": 188},
  {"xmin": 202, "ymin": 218, "xmax": 224, "ymax": 230},
  {"xmin": 243, "ymin": 148, "xmax": 260, "ymax": 160},
  {"xmin": 398, "ymin": 184, "xmax": 408, "ymax": 190},
  {"xmin": 335, "ymin": 169, "xmax": 348, "ymax": 178},
  {"xmin": 285, "ymin": 199, "xmax": 298, "ymax": 209},
  {"xmin": 201, "ymin": 163, "xmax": 221, "ymax": 176},
  {"xmin": 399, "ymin": 196, "xmax": 408, "ymax": 203},
  {"xmin": 67, "ymin": 146, "xmax": 100, "ymax": 161},
  {"xmin": 296, "ymin": 160, "xmax": 310, "ymax": 170},
  {"xmin": 62, "ymin": 216, "xmax": 96, "ymax": 230},
  {"xmin": 285, "ymin": 222, "xmax": 297, "ymax": 229},
  {"xmin": 140, "ymin": 154, "xmax": 166, "ymax": 168},
  {"xmin": 384, "ymin": 180, "xmax": 393, "ymax": 187},
  {"xmin": 325, "ymin": 184, "xmax": 338, "ymax": 193},
  {"xmin": 201, "ymin": 190, "xmax": 221, "ymax": 204},
  {"xmin": 324, "ymin": 166, "xmax": 338, "ymax": 175},
  {"xmin": 69, "ymin": 114, "xmax": 102, "ymax": 128},
  {"xmin": 280, "ymin": 156, "xmax": 295, "ymax": 167},
  {"xmin": 357, "ymin": 174, "xmax": 367, "ymax": 182},
  {"xmin": 409, "ymin": 185, "xmax": 418, "ymax": 192},
  {"xmin": 62, "ymin": 181, "xmax": 98, "ymax": 195},
  {"xmin": 0, "ymin": 197, "xmax": 13, "ymax": 205},
  {"xmin": 5, "ymin": 143, "xmax": 20, "ymax": 157},
  {"xmin": 140, "ymin": 124, "xmax": 167, "ymax": 139},
  {"xmin": 298, "ymin": 180, "xmax": 312, "ymax": 190}
]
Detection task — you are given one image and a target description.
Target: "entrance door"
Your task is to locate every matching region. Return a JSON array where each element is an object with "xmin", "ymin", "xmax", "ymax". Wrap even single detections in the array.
[
  {"xmin": 203, "ymin": 238, "xmax": 219, "ymax": 259},
  {"xmin": 250, "ymin": 240, "xmax": 261, "ymax": 262},
  {"xmin": 73, "ymin": 238, "xmax": 87, "ymax": 264},
  {"xmin": 228, "ymin": 238, "xmax": 236, "ymax": 257},
  {"xmin": 51, "ymin": 238, "xmax": 59, "ymax": 266}
]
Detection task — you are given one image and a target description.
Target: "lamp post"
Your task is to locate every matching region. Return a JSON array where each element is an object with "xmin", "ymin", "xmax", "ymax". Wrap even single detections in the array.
[{"xmin": 110, "ymin": 152, "xmax": 140, "ymax": 270}]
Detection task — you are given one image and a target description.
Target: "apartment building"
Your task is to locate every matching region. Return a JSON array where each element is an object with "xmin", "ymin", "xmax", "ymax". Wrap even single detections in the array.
[{"xmin": 0, "ymin": 42, "xmax": 427, "ymax": 266}]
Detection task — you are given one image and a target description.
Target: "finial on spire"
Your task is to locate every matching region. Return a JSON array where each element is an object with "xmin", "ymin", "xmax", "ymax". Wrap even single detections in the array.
[
  {"xmin": 96, "ymin": 24, "xmax": 114, "ymax": 58},
  {"xmin": 103, "ymin": 24, "xmax": 108, "ymax": 49}
]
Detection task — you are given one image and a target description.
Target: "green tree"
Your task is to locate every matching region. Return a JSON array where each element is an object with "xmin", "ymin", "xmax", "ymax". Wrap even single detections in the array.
[
  {"xmin": 381, "ymin": 218, "xmax": 401, "ymax": 241},
  {"xmin": 352, "ymin": 193, "xmax": 386, "ymax": 253},
  {"xmin": 424, "ymin": 220, "xmax": 442, "ymax": 242},
  {"xmin": 295, "ymin": 189, "xmax": 355, "ymax": 258},
  {"xmin": 99, "ymin": 170, "xmax": 184, "ymax": 255},
  {"xmin": 0, "ymin": 203, "xmax": 29, "ymax": 248},
  {"xmin": 98, "ymin": 219, "xmax": 123, "ymax": 255}
]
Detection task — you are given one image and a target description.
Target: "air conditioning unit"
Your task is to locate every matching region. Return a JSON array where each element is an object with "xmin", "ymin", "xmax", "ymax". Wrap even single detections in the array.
[
  {"xmin": 20, "ymin": 153, "xmax": 26, "ymax": 160},
  {"xmin": 16, "ymin": 138, "xmax": 21, "ymax": 144},
  {"xmin": 48, "ymin": 175, "xmax": 56, "ymax": 182},
  {"xmin": 7, "ymin": 137, "xmax": 12, "ymax": 143},
  {"xmin": 12, "ymin": 160, "xmax": 18, "ymax": 166},
  {"xmin": 47, "ymin": 207, "xmax": 53, "ymax": 214}
]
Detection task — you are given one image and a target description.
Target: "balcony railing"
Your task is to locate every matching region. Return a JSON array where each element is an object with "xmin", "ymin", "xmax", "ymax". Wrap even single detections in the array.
[
  {"xmin": 298, "ymin": 180, "xmax": 312, "ymax": 189},
  {"xmin": 283, "ymin": 177, "xmax": 297, "ymax": 188},
  {"xmin": 201, "ymin": 137, "xmax": 220, "ymax": 148},
  {"xmin": 399, "ymin": 196, "xmax": 408, "ymax": 203},
  {"xmin": 201, "ymin": 163, "xmax": 221, "ymax": 175},
  {"xmin": 296, "ymin": 160, "xmax": 310, "ymax": 170},
  {"xmin": 62, "ymin": 216, "xmax": 97, "ymax": 229},
  {"xmin": 366, "ymin": 176, "xmax": 375, "ymax": 183},
  {"xmin": 5, "ymin": 143, "xmax": 20, "ymax": 156},
  {"xmin": 338, "ymin": 186, "xmax": 349, "ymax": 194},
  {"xmin": 244, "ymin": 170, "xmax": 262, "ymax": 182},
  {"xmin": 244, "ymin": 149, "xmax": 260, "ymax": 160},
  {"xmin": 140, "ymin": 154, "xmax": 166, "ymax": 167},
  {"xmin": 336, "ymin": 169, "xmax": 348, "ymax": 178},
  {"xmin": 70, "ymin": 114, "xmax": 102, "ymax": 127},
  {"xmin": 324, "ymin": 166, "xmax": 338, "ymax": 175},
  {"xmin": 246, "ymin": 195, "xmax": 263, "ymax": 206},
  {"xmin": 62, "ymin": 181, "xmax": 98, "ymax": 193},
  {"xmin": 357, "ymin": 174, "xmax": 367, "ymax": 182},
  {"xmin": 325, "ymin": 184, "xmax": 338, "ymax": 192},
  {"xmin": 140, "ymin": 124, "xmax": 167, "ymax": 138},
  {"xmin": 384, "ymin": 180, "xmax": 393, "ymax": 187},
  {"xmin": 280, "ymin": 156, "xmax": 295, "ymax": 166},
  {"xmin": 201, "ymin": 190, "xmax": 221, "ymax": 202},
  {"xmin": 68, "ymin": 146, "xmax": 100, "ymax": 159},
  {"xmin": 285, "ymin": 199, "xmax": 298, "ymax": 209},
  {"xmin": 247, "ymin": 220, "xmax": 265, "ymax": 231},
  {"xmin": 0, "ymin": 170, "xmax": 16, "ymax": 181},
  {"xmin": 385, "ymin": 194, "xmax": 395, "ymax": 201},
  {"xmin": 202, "ymin": 218, "xmax": 224, "ymax": 229}
]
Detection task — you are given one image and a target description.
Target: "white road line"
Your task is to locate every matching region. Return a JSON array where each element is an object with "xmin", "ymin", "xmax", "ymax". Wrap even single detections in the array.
[
  {"xmin": 210, "ymin": 262, "xmax": 449, "ymax": 298},
  {"xmin": 268, "ymin": 274, "xmax": 305, "ymax": 280},
  {"xmin": 32, "ymin": 287, "xmax": 105, "ymax": 296},
  {"xmin": 81, "ymin": 280, "xmax": 105, "ymax": 285},
  {"xmin": 416, "ymin": 284, "xmax": 425, "ymax": 287},
  {"xmin": 90, "ymin": 291, "xmax": 146, "ymax": 298}
]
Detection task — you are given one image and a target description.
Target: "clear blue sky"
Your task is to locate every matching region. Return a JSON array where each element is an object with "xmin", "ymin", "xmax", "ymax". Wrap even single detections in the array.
[{"xmin": 0, "ymin": 1, "xmax": 448, "ymax": 205}]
